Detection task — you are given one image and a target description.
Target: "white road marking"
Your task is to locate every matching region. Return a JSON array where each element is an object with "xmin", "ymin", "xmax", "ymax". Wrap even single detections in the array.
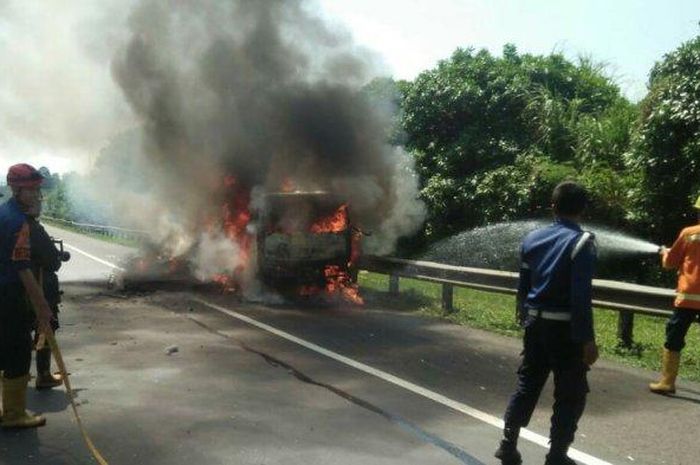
[
  {"xmin": 63, "ymin": 243, "xmax": 125, "ymax": 272},
  {"xmin": 66, "ymin": 242, "xmax": 613, "ymax": 465},
  {"xmin": 194, "ymin": 298, "xmax": 613, "ymax": 465}
]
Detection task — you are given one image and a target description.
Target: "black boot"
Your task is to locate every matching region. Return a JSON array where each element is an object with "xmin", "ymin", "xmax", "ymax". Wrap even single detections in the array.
[
  {"xmin": 494, "ymin": 426, "xmax": 522, "ymax": 465},
  {"xmin": 35, "ymin": 348, "xmax": 62, "ymax": 390},
  {"xmin": 544, "ymin": 442, "xmax": 576, "ymax": 465}
]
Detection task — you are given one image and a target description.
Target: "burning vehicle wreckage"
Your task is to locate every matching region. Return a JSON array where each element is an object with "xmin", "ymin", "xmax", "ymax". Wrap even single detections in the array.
[
  {"xmin": 102, "ymin": 1, "xmax": 427, "ymax": 305},
  {"xmin": 113, "ymin": 187, "xmax": 365, "ymax": 305}
]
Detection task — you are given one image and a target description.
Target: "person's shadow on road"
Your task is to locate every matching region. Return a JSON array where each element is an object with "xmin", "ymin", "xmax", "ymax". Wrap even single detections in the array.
[
  {"xmin": 0, "ymin": 386, "xmax": 84, "ymax": 464},
  {"xmin": 666, "ymin": 388, "xmax": 700, "ymax": 405},
  {"xmin": 0, "ymin": 428, "xmax": 80, "ymax": 465},
  {"xmin": 27, "ymin": 385, "xmax": 72, "ymax": 413}
]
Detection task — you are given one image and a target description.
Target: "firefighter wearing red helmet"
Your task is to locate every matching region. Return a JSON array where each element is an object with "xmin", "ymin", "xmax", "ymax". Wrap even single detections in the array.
[{"xmin": 0, "ymin": 163, "xmax": 53, "ymax": 428}]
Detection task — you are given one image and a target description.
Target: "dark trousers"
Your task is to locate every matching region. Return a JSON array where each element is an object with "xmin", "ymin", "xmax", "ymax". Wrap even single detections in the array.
[
  {"xmin": 0, "ymin": 284, "xmax": 33, "ymax": 378},
  {"xmin": 664, "ymin": 309, "xmax": 700, "ymax": 352},
  {"xmin": 504, "ymin": 318, "xmax": 589, "ymax": 446}
]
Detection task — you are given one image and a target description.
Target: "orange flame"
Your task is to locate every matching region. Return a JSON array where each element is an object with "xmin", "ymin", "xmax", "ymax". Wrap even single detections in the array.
[
  {"xmin": 204, "ymin": 175, "xmax": 252, "ymax": 292},
  {"xmin": 310, "ymin": 204, "xmax": 348, "ymax": 233},
  {"xmin": 213, "ymin": 273, "xmax": 238, "ymax": 294},
  {"xmin": 298, "ymin": 266, "xmax": 363, "ymax": 305},
  {"xmin": 323, "ymin": 265, "xmax": 363, "ymax": 305},
  {"xmin": 302, "ymin": 203, "xmax": 363, "ymax": 305}
]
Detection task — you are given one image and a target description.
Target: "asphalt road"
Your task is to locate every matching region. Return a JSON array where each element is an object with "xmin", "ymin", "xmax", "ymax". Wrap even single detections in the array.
[{"xmin": 1, "ymin": 224, "xmax": 698, "ymax": 465}]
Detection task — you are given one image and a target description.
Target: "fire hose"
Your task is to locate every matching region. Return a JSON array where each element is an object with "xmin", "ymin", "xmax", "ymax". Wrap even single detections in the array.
[{"xmin": 33, "ymin": 271, "xmax": 110, "ymax": 465}]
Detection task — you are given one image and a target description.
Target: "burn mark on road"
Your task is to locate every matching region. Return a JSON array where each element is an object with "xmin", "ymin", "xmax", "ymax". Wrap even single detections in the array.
[{"xmin": 186, "ymin": 315, "xmax": 485, "ymax": 465}]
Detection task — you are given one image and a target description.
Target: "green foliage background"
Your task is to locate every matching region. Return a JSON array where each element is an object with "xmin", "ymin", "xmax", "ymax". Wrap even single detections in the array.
[
  {"xmin": 625, "ymin": 36, "xmax": 700, "ymax": 244},
  {"xmin": 394, "ymin": 37, "xmax": 698, "ymax": 282},
  {"xmin": 399, "ymin": 44, "xmax": 642, "ymax": 244}
]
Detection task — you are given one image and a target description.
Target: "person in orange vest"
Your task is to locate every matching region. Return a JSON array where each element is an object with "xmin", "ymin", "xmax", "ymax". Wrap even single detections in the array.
[{"xmin": 649, "ymin": 194, "xmax": 700, "ymax": 394}]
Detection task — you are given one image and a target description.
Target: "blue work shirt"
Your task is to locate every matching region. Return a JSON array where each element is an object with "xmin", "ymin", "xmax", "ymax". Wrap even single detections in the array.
[
  {"xmin": 0, "ymin": 198, "xmax": 32, "ymax": 286},
  {"xmin": 517, "ymin": 218, "xmax": 596, "ymax": 343}
]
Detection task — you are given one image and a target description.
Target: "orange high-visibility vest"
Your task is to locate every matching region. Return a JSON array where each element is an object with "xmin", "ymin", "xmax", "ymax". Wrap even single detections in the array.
[{"xmin": 663, "ymin": 224, "xmax": 700, "ymax": 310}]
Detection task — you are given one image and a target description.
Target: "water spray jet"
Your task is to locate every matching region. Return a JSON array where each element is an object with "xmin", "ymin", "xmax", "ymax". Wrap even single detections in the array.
[{"xmin": 423, "ymin": 220, "xmax": 664, "ymax": 280}]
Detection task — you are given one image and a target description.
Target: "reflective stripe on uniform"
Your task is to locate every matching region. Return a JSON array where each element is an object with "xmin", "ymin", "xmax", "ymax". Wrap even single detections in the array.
[
  {"xmin": 676, "ymin": 292, "xmax": 700, "ymax": 302},
  {"xmin": 12, "ymin": 221, "xmax": 31, "ymax": 262},
  {"xmin": 686, "ymin": 234, "xmax": 700, "ymax": 243},
  {"xmin": 528, "ymin": 309, "xmax": 572, "ymax": 321},
  {"xmin": 571, "ymin": 231, "xmax": 592, "ymax": 260}
]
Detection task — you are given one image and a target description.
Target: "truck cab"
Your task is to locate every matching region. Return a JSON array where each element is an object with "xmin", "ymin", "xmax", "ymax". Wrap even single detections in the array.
[{"xmin": 257, "ymin": 191, "xmax": 354, "ymax": 288}]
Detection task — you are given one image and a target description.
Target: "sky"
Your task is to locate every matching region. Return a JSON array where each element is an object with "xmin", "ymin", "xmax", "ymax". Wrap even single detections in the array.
[
  {"xmin": 1, "ymin": 0, "xmax": 699, "ymax": 178},
  {"xmin": 318, "ymin": 0, "xmax": 700, "ymax": 99}
]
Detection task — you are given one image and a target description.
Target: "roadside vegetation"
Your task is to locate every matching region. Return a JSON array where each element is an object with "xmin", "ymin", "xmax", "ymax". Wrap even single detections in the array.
[{"xmin": 359, "ymin": 271, "xmax": 700, "ymax": 383}]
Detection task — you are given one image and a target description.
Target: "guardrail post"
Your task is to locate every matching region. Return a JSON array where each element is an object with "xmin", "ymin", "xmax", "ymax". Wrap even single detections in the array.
[
  {"xmin": 617, "ymin": 311, "xmax": 635, "ymax": 348},
  {"xmin": 389, "ymin": 274, "xmax": 400, "ymax": 295},
  {"xmin": 442, "ymin": 284, "xmax": 454, "ymax": 313}
]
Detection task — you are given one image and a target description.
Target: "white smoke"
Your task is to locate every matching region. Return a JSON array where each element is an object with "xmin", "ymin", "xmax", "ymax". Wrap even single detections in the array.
[
  {"xmin": 0, "ymin": 1, "xmax": 136, "ymax": 170},
  {"xmin": 191, "ymin": 232, "xmax": 244, "ymax": 281}
]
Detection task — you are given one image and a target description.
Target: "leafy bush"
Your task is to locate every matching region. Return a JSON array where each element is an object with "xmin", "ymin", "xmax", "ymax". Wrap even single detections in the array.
[
  {"xmin": 399, "ymin": 44, "xmax": 632, "ymax": 242},
  {"xmin": 626, "ymin": 35, "xmax": 700, "ymax": 244}
]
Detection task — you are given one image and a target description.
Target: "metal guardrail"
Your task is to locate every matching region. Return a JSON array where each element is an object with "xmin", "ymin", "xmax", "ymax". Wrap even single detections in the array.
[
  {"xmin": 42, "ymin": 216, "xmax": 149, "ymax": 241},
  {"xmin": 359, "ymin": 255, "xmax": 677, "ymax": 347}
]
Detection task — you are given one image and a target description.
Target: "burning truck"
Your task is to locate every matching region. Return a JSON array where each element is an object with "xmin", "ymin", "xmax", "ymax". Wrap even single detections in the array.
[
  {"xmin": 255, "ymin": 191, "xmax": 362, "ymax": 304},
  {"xmin": 108, "ymin": 0, "xmax": 426, "ymax": 306},
  {"xmin": 118, "ymin": 188, "xmax": 363, "ymax": 305}
]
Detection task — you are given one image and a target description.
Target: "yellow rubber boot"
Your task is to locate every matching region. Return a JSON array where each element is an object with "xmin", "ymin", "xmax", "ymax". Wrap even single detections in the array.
[
  {"xmin": 649, "ymin": 349, "xmax": 680, "ymax": 394},
  {"xmin": 1, "ymin": 375, "xmax": 46, "ymax": 429}
]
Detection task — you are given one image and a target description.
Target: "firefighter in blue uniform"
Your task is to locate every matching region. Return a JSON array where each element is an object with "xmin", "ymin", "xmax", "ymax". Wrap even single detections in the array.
[
  {"xmin": 0, "ymin": 163, "xmax": 53, "ymax": 428},
  {"xmin": 495, "ymin": 181, "xmax": 599, "ymax": 465}
]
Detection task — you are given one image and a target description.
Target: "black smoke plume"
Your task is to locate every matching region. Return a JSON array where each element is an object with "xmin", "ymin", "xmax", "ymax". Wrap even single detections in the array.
[{"xmin": 111, "ymin": 0, "xmax": 425, "ymax": 277}]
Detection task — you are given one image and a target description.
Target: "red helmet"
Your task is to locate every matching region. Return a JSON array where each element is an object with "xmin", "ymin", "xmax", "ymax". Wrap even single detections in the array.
[{"xmin": 7, "ymin": 163, "xmax": 44, "ymax": 188}]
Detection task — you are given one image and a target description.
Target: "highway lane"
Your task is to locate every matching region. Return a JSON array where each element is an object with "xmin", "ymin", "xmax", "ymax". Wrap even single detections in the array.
[
  {"xmin": 2, "ymin": 223, "xmax": 698, "ymax": 465},
  {"xmin": 44, "ymin": 224, "xmax": 133, "ymax": 282}
]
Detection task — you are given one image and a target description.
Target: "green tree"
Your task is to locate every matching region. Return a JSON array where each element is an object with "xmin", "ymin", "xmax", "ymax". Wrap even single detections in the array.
[
  {"xmin": 43, "ymin": 175, "xmax": 73, "ymax": 220},
  {"xmin": 401, "ymin": 44, "xmax": 629, "ymax": 240},
  {"xmin": 626, "ymin": 34, "xmax": 700, "ymax": 243}
]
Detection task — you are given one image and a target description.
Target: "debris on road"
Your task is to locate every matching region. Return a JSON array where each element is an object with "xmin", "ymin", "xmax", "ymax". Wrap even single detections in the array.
[{"xmin": 165, "ymin": 345, "xmax": 179, "ymax": 355}]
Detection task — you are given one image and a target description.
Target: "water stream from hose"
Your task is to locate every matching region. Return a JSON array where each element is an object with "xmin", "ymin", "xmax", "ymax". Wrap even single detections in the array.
[{"xmin": 423, "ymin": 220, "xmax": 660, "ymax": 272}]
